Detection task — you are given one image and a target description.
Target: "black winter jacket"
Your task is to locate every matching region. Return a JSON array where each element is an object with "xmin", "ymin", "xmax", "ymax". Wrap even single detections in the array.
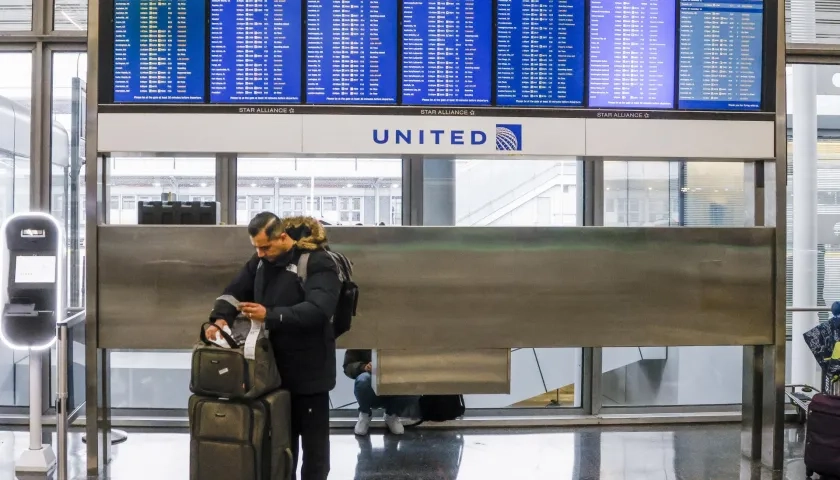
[
  {"xmin": 343, "ymin": 349, "xmax": 372, "ymax": 380},
  {"xmin": 210, "ymin": 247, "xmax": 341, "ymax": 394}
]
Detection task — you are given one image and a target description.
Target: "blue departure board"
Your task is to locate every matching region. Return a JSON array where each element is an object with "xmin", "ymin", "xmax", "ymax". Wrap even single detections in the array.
[
  {"xmin": 496, "ymin": 0, "xmax": 585, "ymax": 107},
  {"xmin": 589, "ymin": 0, "xmax": 676, "ymax": 109},
  {"xmin": 113, "ymin": 0, "xmax": 205, "ymax": 103},
  {"xmin": 678, "ymin": 0, "xmax": 763, "ymax": 110},
  {"xmin": 402, "ymin": 0, "xmax": 492, "ymax": 106},
  {"xmin": 306, "ymin": 0, "xmax": 398, "ymax": 104},
  {"xmin": 209, "ymin": 0, "xmax": 302, "ymax": 103}
]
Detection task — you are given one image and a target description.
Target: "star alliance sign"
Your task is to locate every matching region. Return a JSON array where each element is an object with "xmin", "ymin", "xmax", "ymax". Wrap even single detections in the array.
[{"xmin": 373, "ymin": 124, "xmax": 522, "ymax": 152}]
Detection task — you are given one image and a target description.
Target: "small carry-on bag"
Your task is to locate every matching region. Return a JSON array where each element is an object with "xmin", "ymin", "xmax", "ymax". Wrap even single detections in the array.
[
  {"xmin": 405, "ymin": 395, "xmax": 466, "ymax": 428},
  {"xmin": 805, "ymin": 379, "xmax": 840, "ymax": 479},
  {"xmin": 189, "ymin": 389, "xmax": 293, "ymax": 480},
  {"xmin": 190, "ymin": 319, "xmax": 282, "ymax": 400}
]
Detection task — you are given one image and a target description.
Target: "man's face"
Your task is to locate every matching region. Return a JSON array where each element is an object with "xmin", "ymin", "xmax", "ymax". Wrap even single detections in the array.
[{"xmin": 250, "ymin": 230, "xmax": 289, "ymax": 261}]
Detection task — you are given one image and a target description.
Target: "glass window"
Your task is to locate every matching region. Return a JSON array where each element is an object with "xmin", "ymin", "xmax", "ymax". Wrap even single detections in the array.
[
  {"xmin": 105, "ymin": 156, "xmax": 216, "ymax": 224},
  {"xmin": 601, "ymin": 161, "xmax": 746, "ymax": 407},
  {"xmin": 785, "ymin": 3, "xmax": 840, "ymax": 45},
  {"xmin": 421, "ymin": 158, "xmax": 583, "ymax": 410},
  {"xmin": 49, "ymin": 52, "xmax": 88, "ymax": 410},
  {"xmin": 0, "ymin": 52, "xmax": 32, "ymax": 407},
  {"xmin": 0, "ymin": 0, "xmax": 32, "ymax": 31},
  {"xmin": 236, "ymin": 157, "xmax": 402, "ymax": 226},
  {"xmin": 104, "ymin": 156, "xmax": 215, "ymax": 408},
  {"xmin": 54, "ymin": 0, "xmax": 87, "ymax": 30}
]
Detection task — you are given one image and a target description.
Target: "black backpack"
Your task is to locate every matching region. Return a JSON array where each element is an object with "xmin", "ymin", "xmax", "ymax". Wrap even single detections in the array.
[
  {"xmin": 298, "ymin": 249, "xmax": 358, "ymax": 338},
  {"xmin": 406, "ymin": 395, "xmax": 466, "ymax": 428}
]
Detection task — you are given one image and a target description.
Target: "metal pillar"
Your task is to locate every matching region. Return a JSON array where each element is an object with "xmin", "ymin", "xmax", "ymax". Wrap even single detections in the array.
[
  {"xmin": 215, "ymin": 153, "xmax": 237, "ymax": 225},
  {"xmin": 790, "ymin": 0, "xmax": 821, "ymax": 391},
  {"xmin": 761, "ymin": 0, "xmax": 790, "ymax": 467},
  {"xmin": 402, "ymin": 156, "xmax": 423, "ymax": 226},
  {"xmin": 581, "ymin": 159, "xmax": 604, "ymax": 415},
  {"xmin": 742, "ymin": 162, "xmax": 765, "ymax": 461}
]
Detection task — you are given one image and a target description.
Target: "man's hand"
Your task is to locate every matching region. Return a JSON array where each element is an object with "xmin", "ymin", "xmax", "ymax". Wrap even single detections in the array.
[
  {"xmin": 364, "ymin": 363, "xmax": 372, "ymax": 373},
  {"xmin": 205, "ymin": 320, "xmax": 228, "ymax": 341},
  {"xmin": 239, "ymin": 302, "xmax": 267, "ymax": 322}
]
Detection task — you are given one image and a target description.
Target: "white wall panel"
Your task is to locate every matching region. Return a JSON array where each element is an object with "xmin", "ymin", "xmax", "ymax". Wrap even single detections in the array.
[
  {"xmin": 586, "ymin": 119, "xmax": 775, "ymax": 159},
  {"xmin": 98, "ymin": 113, "xmax": 774, "ymax": 159},
  {"xmin": 98, "ymin": 113, "xmax": 303, "ymax": 153},
  {"xmin": 301, "ymin": 115, "xmax": 587, "ymax": 156}
]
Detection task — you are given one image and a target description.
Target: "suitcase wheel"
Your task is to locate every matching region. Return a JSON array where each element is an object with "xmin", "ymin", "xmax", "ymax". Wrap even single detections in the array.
[{"xmin": 806, "ymin": 468, "xmax": 813, "ymax": 479}]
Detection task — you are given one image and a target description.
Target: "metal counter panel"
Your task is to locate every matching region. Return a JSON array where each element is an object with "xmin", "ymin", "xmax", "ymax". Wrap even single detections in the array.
[
  {"xmin": 97, "ymin": 226, "xmax": 775, "ymax": 350},
  {"xmin": 372, "ymin": 349, "xmax": 511, "ymax": 396}
]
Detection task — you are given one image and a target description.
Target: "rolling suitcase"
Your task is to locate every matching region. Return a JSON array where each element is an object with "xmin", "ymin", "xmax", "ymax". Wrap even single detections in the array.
[
  {"xmin": 805, "ymin": 384, "xmax": 840, "ymax": 479},
  {"xmin": 189, "ymin": 389, "xmax": 293, "ymax": 480}
]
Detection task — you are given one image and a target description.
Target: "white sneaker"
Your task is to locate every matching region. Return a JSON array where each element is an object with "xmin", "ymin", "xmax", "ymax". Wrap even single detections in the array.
[
  {"xmin": 354, "ymin": 413, "xmax": 372, "ymax": 436},
  {"xmin": 384, "ymin": 413, "xmax": 404, "ymax": 435}
]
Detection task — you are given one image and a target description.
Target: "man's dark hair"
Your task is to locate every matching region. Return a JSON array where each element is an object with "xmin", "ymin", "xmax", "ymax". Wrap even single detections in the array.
[{"xmin": 248, "ymin": 211, "xmax": 281, "ymax": 239}]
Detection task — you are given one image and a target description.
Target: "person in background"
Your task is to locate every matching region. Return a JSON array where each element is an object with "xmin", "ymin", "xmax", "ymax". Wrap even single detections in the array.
[
  {"xmin": 206, "ymin": 213, "xmax": 341, "ymax": 480},
  {"xmin": 344, "ymin": 349, "xmax": 414, "ymax": 435}
]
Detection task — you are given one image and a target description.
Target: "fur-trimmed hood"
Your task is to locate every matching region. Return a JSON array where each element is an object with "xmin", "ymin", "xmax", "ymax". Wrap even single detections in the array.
[{"xmin": 279, "ymin": 216, "xmax": 327, "ymax": 251}]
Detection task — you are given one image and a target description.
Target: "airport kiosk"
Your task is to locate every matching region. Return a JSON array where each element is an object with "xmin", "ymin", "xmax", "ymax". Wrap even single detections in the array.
[{"xmin": 0, "ymin": 212, "xmax": 64, "ymax": 473}]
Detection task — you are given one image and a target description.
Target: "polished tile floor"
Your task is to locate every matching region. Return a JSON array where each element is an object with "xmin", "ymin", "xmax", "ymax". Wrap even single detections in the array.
[{"xmin": 0, "ymin": 424, "xmax": 813, "ymax": 480}]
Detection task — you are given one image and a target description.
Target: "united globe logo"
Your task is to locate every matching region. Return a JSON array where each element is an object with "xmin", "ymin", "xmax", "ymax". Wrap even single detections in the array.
[{"xmin": 495, "ymin": 124, "xmax": 523, "ymax": 151}]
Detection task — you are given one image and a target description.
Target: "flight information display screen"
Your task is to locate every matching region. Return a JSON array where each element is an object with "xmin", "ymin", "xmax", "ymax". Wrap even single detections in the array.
[
  {"xmin": 306, "ymin": 0, "xmax": 398, "ymax": 104},
  {"xmin": 588, "ymin": 0, "xmax": 676, "ymax": 109},
  {"xmin": 496, "ymin": 0, "xmax": 586, "ymax": 107},
  {"xmin": 113, "ymin": 0, "xmax": 206, "ymax": 103},
  {"xmin": 209, "ymin": 0, "xmax": 302, "ymax": 103},
  {"xmin": 401, "ymin": 0, "xmax": 493, "ymax": 106},
  {"xmin": 678, "ymin": 0, "xmax": 763, "ymax": 110}
]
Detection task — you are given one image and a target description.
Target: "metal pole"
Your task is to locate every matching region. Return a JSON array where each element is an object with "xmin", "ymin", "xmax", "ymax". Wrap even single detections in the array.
[
  {"xmin": 787, "ymin": 307, "xmax": 832, "ymax": 312},
  {"xmin": 29, "ymin": 350, "xmax": 42, "ymax": 451},
  {"xmin": 57, "ymin": 323, "xmax": 69, "ymax": 480},
  {"xmin": 790, "ymin": 0, "xmax": 821, "ymax": 391}
]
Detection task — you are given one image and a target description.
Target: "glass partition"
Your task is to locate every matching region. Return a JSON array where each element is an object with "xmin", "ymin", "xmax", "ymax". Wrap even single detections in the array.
[
  {"xmin": 236, "ymin": 157, "xmax": 402, "ymax": 226},
  {"xmin": 0, "ymin": 52, "xmax": 33, "ymax": 407},
  {"xmin": 104, "ymin": 155, "xmax": 215, "ymax": 408},
  {"xmin": 422, "ymin": 158, "xmax": 583, "ymax": 410},
  {"xmin": 601, "ymin": 161, "xmax": 747, "ymax": 406}
]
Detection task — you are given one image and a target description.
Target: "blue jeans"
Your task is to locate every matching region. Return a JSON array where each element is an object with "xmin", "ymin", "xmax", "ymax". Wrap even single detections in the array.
[{"xmin": 354, "ymin": 372, "xmax": 414, "ymax": 415}]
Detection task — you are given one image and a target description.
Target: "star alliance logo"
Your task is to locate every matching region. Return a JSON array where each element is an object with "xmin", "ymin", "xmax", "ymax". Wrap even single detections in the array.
[{"xmin": 495, "ymin": 124, "xmax": 522, "ymax": 151}]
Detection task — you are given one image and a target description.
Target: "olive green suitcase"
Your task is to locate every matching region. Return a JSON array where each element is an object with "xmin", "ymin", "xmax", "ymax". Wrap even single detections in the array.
[{"xmin": 189, "ymin": 389, "xmax": 292, "ymax": 480}]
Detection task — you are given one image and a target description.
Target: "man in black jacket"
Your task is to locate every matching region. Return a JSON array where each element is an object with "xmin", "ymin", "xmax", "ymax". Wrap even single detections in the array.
[{"xmin": 206, "ymin": 212, "xmax": 341, "ymax": 480}]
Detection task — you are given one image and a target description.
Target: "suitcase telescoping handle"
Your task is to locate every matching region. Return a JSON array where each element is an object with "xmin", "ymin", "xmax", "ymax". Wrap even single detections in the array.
[
  {"xmin": 284, "ymin": 448, "xmax": 293, "ymax": 480},
  {"xmin": 199, "ymin": 321, "xmax": 238, "ymax": 348}
]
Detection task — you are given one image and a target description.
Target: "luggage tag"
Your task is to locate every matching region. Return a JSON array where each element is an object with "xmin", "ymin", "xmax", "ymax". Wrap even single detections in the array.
[{"xmin": 243, "ymin": 319, "xmax": 262, "ymax": 360}]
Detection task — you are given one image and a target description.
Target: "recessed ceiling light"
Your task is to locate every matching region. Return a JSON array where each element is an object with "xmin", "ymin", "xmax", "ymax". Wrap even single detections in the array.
[
  {"xmin": 250, "ymin": 183, "xmax": 257, "ymax": 187},
  {"xmin": 346, "ymin": 184, "xmax": 353, "ymax": 188}
]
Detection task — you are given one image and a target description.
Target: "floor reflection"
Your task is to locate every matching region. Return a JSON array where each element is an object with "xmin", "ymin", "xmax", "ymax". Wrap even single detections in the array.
[{"xmin": 0, "ymin": 424, "xmax": 809, "ymax": 480}]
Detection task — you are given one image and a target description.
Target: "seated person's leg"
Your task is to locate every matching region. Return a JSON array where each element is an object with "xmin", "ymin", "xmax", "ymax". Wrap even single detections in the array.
[
  {"xmin": 382, "ymin": 395, "xmax": 415, "ymax": 436},
  {"xmin": 354, "ymin": 372, "xmax": 383, "ymax": 435}
]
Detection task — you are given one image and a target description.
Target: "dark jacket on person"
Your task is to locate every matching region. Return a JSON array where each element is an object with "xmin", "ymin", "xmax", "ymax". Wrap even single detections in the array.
[
  {"xmin": 343, "ymin": 349, "xmax": 372, "ymax": 380},
  {"xmin": 210, "ymin": 226, "xmax": 342, "ymax": 395}
]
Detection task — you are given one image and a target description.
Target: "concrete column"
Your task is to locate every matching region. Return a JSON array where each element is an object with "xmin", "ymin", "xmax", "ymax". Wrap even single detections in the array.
[{"xmin": 790, "ymin": 0, "xmax": 820, "ymax": 388}]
